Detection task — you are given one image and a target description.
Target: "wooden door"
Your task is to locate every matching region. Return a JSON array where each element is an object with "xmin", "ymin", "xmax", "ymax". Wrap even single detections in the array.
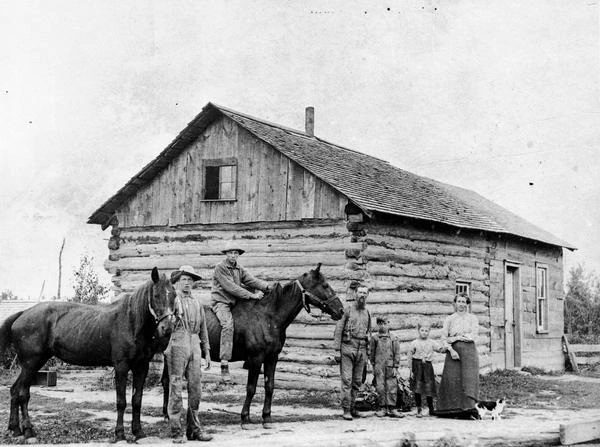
[{"xmin": 505, "ymin": 265, "xmax": 522, "ymax": 368}]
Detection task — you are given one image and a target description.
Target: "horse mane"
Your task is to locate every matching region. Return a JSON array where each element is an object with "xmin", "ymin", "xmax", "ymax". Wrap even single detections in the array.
[{"xmin": 122, "ymin": 279, "xmax": 154, "ymax": 332}]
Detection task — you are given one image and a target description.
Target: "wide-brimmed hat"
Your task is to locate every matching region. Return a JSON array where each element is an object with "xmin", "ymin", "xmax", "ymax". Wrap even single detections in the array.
[
  {"xmin": 221, "ymin": 241, "xmax": 245, "ymax": 255},
  {"xmin": 177, "ymin": 265, "xmax": 202, "ymax": 281}
]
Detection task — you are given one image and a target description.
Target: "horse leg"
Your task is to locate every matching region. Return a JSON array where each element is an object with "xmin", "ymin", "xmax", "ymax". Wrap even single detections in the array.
[
  {"xmin": 161, "ymin": 359, "xmax": 169, "ymax": 420},
  {"xmin": 262, "ymin": 356, "xmax": 278, "ymax": 429},
  {"xmin": 17, "ymin": 357, "xmax": 47, "ymax": 441},
  {"xmin": 114, "ymin": 364, "xmax": 129, "ymax": 442},
  {"xmin": 240, "ymin": 358, "xmax": 261, "ymax": 429},
  {"xmin": 131, "ymin": 362, "xmax": 149, "ymax": 440},
  {"xmin": 8, "ymin": 374, "xmax": 23, "ymax": 437}
]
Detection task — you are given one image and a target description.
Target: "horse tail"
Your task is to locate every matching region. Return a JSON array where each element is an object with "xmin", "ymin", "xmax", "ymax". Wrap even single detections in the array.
[{"xmin": 0, "ymin": 311, "xmax": 23, "ymax": 355}]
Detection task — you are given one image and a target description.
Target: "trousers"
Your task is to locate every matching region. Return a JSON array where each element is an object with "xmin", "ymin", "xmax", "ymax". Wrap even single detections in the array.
[
  {"xmin": 212, "ymin": 302, "xmax": 234, "ymax": 361},
  {"xmin": 165, "ymin": 330, "xmax": 203, "ymax": 436},
  {"xmin": 374, "ymin": 365, "xmax": 397, "ymax": 407},
  {"xmin": 340, "ymin": 339, "xmax": 368, "ymax": 411}
]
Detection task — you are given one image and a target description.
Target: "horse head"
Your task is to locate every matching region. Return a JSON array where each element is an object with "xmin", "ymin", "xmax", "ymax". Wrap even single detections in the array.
[
  {"xmin": 149, "ymin": 267, "xmax": 176, "ymax": 338},
  {"xmin": 296, "ymin": 263, "xmax": 344, "ymax": 320}
]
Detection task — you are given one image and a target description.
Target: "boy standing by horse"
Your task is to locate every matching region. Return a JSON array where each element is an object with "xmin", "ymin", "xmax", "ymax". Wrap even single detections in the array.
[
  {"xmin": 166, "ymin": 265, "xmax": 212, "ymax": 442},
  {"xmin": 211, "ymin": 241, "xmax": 271, "ymax": 382},
  {"xmin": 369, "ymin": 316, "xmax": 404, "ymax": 418}
]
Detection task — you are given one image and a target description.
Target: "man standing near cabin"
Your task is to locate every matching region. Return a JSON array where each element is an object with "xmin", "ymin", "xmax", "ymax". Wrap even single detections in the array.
[
  {"xmin": 166, "ymin": 265, "xmax": 212, "ymax": 443},
  {"xmin": 211, "ymin": 241, "xmax": 271, "ymax": 382},
  {"xmin": 333, "ymin": 281, "xmax": 372, "ymax": 420}
]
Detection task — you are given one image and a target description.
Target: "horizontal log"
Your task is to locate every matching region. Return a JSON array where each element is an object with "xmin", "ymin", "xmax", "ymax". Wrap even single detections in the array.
[
  {"xmin": 286, "ymin": 324, "xmax": 491, "ymax": 344},
  {"xmin": 575, "ymin": 356, "xmax": 600, "ymax": 365},
  {"xmin": 363, "ymin": 234, "xmax": 489, "ymax": 258},
  {"xmin": 361, "ymin": 246, "xmax": 487, "ymax": 271},
  {"xmin": 112, "ymin": 239, "xmax": 361, "ymax": 259},
  {"xmin": 105, "ymin": 252, "xmax": 347, "ymax": 272},
  {"xmin": 119, "ymin": 221, "xmax": 348, "ymax": 241},
  {"xmin": 560, "ymin": 418, "xmax": 600, "ymax": 445},
  {"xmin": 365, "ymin": 278, "xmax": 489, "ymax": 294},
  {"xmin": 365, "ymin": 223, "xmax": 491, "ymax": 249},
  {"xmin": 366, "ymin": 262, "xmax": 488, "ymax": 282},
  {"xmin": 571, "ymin": 344, "xmax": 600, "ymax": 353},
  {"xmin": 364, "ymin": 290, "xmax": 488, "ymax": 304}
]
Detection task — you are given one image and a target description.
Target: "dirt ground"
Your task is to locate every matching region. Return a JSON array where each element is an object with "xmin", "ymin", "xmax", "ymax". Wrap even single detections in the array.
[{"xmin": 1, "ymin": 368, "xmax": 600, "ymax": 446}]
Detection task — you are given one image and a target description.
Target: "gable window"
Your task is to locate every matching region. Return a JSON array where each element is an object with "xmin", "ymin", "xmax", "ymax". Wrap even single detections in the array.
[
  {"xmin": 455, "ymin": 281, "xmax": 471, "ymax": 297},
  {"xmin": 536, "ymin": 264, "xmax": 549, "ymax": 333},
  {"xmin": 203, "ymin": 159, "xmax": 237, "ymax": 201}
]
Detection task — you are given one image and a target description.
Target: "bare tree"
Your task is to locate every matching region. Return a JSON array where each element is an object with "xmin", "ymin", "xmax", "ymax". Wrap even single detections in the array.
[{"xmin": 57, "ymin": 237, "xmax": 66, "ymax": 300}]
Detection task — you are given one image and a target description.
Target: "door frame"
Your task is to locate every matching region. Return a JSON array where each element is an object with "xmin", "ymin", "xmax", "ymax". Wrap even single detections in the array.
[{"xmin": 504, "ymin": 261, "xmax": 523, "ymax": 368}]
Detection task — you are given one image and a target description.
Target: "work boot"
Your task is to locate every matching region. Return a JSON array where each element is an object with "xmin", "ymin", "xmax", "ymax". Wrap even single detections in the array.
[
  {"xmin": 171, "ymin": 428, "xmax": 186, "ymax": 444},
  {"xmin": 187, "ymin": 430, "xmax": 213, "ymax": 442},
  {"xmin": 387, "ymin": 408, "xmax": 404, "ymax": 418},
  {"xmin": 220, "ymin": 362, "xmax": 232, "ymax": 383},
  {"xmin": 375, "ymin": 409, "xmax": 387, "ymax": 417},
  {"xmin": 350, "ymin": 408, "xmax": 361, "ymax": 418},
  {"xmin": 342, "ymin": 410, "xmax": 353, "ymax": 420}
]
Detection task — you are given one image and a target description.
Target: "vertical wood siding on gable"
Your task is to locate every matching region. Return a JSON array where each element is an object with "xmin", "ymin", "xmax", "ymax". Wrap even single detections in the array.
[{"xmin": 115, "ymin": 116, "xmax": 347, "ymax": 227}]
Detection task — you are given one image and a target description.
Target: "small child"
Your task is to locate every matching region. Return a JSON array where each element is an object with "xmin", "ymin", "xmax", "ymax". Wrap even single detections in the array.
[
  {"xmin": 369, "ymin": 316, "xmax": 404, "ymax": 418},
  {"xmin": 407, "ymin": 321, "xmax": 456, "ymax": 417}
]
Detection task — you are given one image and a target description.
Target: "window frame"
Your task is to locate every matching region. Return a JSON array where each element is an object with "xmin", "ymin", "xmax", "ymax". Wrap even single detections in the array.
[
  {"xmin": 201, "ymin": 157, "xmax": 238, "ymax": 202},
  {"xmin": 455, "ymin": 280, "xmax": 471, "ymax": 298},
  {"xmin": 535, "ymin": 263, "xmax": 549, "ymax": 334}
]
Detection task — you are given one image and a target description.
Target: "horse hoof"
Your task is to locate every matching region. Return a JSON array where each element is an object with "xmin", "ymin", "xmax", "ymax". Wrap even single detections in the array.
[
  {"xmin": 26, "ymin": 437, "xmax": 39, "ymax": 444},
  {"xmin": 263, "ymin": 422, "xmax": 274, "ymax": 429},
  {"xmin": 241, "ymin": 423, "xmax": 258, "ymax": 431}
]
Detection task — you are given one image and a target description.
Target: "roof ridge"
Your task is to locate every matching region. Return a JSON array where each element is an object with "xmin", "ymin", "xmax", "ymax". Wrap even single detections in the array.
[{"xmin": 211, "ymin": 102, "xmax": 308, "ymax": 137}]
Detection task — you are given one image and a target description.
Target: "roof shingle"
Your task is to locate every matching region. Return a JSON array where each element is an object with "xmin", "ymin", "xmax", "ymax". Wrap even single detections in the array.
[{"xmin": 88, "ymin": 102, "xmax": 574, "ymax": 249}]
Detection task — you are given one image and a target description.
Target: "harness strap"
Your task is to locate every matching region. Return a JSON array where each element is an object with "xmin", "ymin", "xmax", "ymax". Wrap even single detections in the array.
[{"xmin": 148, "ymin": 294, "xmax": 173, "ymax": 325}]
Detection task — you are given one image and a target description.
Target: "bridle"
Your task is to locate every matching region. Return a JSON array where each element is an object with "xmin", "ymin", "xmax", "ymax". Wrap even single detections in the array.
[
  {"xmin": 294, "ymin": 279, "xmax": 339, "ymax": 315},
  {"xmin": 148, "ymin": 286, "xmax": 174, "ymax": 325}
]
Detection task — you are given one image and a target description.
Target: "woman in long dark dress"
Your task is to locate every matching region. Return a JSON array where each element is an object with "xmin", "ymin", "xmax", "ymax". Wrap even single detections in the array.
[{"xmin": 435, "ymin": 293, "xmax": 479, "ymax": 419}]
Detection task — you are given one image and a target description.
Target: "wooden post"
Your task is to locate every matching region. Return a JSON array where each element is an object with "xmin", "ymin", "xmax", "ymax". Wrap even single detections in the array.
[
  {"xmin": 562, "ymin": 334, "xmax": 580, "ymax": 374},
  {"xmin": 560, "ymin": 419, "xmax": 600, "ymax": 445},
  {"xmin": 57, "ymin": 237, "xmax": 65, "ymax": 300}
]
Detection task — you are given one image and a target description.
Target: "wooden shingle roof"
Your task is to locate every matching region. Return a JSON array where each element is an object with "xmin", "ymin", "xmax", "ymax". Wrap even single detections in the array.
[{"xmin": 88, "ymin": 102, "xmax": 574, "ymax": 249}]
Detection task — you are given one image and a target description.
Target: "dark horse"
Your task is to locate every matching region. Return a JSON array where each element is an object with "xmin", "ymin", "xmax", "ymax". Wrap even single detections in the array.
[
  {"xmin": 0, "ymin": 267, "xmax": 176, "ymax": 442},
  {"xmin": 162, "ymin": 263, "xmax": 344, "ymax": 429}
]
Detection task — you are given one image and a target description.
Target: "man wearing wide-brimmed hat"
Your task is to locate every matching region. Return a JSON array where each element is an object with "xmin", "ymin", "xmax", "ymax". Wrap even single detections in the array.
[
  {"xmin": 211, "ymin": 241, "xmax": 271, "ymax": 382},
  {"xmin": 166, "ymin": 265, "xmax": 212, "ymax": 442}
]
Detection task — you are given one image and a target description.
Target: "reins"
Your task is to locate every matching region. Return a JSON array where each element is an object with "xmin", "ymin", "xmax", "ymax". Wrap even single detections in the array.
[{"xmin": 294, "ymin": 279, "xmax": 337, "ymax": 316}]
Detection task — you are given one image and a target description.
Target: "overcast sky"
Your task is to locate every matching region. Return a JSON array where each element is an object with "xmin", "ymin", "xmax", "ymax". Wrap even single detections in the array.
[{"xmin": 1, "ymin": 0, "xmax": 599, "ymax": 299}]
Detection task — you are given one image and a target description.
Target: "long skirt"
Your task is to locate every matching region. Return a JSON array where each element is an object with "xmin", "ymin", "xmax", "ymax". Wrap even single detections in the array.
[
  {"xmin": 411, "ymin": 359, "xmax": 436, "ymax": 397},
  {"xmin": 435, "ymin": 341, "xmax": 479, "ymax": 418}
]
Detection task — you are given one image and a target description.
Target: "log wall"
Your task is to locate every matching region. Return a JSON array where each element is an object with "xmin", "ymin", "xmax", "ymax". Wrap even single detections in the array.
[
  {"xmin": 105, "ymin": 216, "xmax": 565, "ymax": 388},
  {"xmin": 114, "ymin": 116, "xmax": 346, "ymax": 227}
]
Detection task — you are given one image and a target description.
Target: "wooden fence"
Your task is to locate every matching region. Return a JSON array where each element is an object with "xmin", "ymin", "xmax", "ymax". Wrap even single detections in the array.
[{"xmin": 563, "ymin": 336, "xmax": 600, "ymax": 373}]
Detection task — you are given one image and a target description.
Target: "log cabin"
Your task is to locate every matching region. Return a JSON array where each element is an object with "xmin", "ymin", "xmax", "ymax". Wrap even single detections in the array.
[{"xmin": 88, "ymin": 102, "xmax": 574, "ymax": 389}]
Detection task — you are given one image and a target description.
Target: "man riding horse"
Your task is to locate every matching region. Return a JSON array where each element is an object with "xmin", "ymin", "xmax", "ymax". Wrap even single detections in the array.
[{"xmin": 210, "ymin": 241, "xmax": 271, "ymax": 382}]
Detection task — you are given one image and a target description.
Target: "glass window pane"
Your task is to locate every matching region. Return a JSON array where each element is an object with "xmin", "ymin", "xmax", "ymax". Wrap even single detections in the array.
[
  {"xmin": 220, "ymin": 165, "xmax": 233, "ymax": 182},
  {"xmin": 220, "ymin": 182, "xmax": 234, "ymax": 199}
]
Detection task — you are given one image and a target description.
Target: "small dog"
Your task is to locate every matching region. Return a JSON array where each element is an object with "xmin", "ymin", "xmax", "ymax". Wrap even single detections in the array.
[{"xmin": 475, "ymin": 398, "xmax": 506, "ymax": 421}]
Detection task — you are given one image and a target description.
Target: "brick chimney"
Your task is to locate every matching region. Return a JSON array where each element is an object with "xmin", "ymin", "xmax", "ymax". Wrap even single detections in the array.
[{"xmin": 305, "ymin": 106, "xmax": 314, "ymax": 136}]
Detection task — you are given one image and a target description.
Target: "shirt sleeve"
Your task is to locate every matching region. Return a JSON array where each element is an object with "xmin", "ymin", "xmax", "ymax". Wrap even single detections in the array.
[
  {"xmin": 333, "ymin": 309, "xmax": 349, "ymax": 350},
  {"xmin": 214, "ymin": 263, "xmax": 255, "ymax": 300},
  {"xmin": 197, "ymin": 305, "xmax": 210, "ymax": 353},
  {"xmin": 368, "ymin": 335, "xmax": 377, "ymax": 365},
  {"xmin": 392, "ymin": 338, "xmax": 401, "ymax": 368},
  {"xmin": 239, "ymin": 266, "xmax": 269, "ymax": 292},
  {"xmin": 442, "ymin": 315, "xmax": 453, "ymax": 346}
]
